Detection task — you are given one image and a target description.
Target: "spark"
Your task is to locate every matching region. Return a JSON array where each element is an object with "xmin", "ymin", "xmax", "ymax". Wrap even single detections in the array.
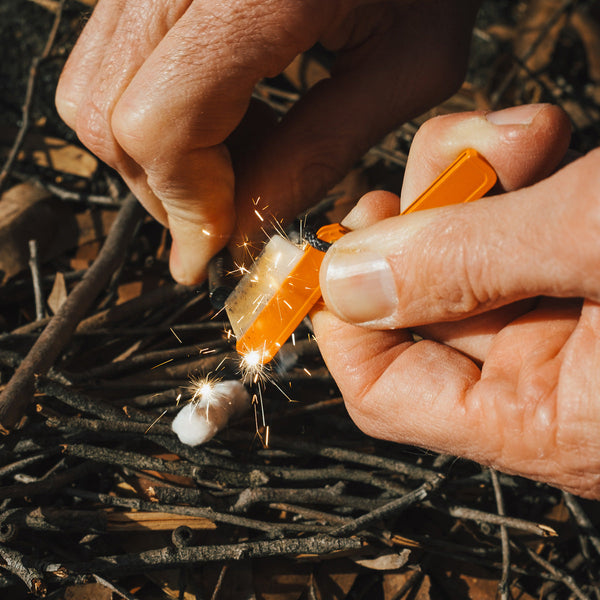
[
  {"xmin": 240, "ymin": 349, "xmax": 266, "ymax": 385},
  {"xmin": 232, "ymin": 262, "xmax": 250, "ymax": 276},
  {"xmin": 239, "ymin": 349, "xmax": 294, "ymax": 404},
  {"xmin": 151, "ymin": 358, "xmax": 174, "ymax": 369},
  {"xmin": 144, "ymin": 409, "xmax": 168, "ymax": 434},
  {"xmin": 269, "ymin": 215, "xmax": 288, "ymax": 240},
  {"xmin": 170, "ymin": 328, "xmax": 182, "ymax": 344},
  {"xmin": 202, "ymin": 228, "xmax": 211, "ymax": 236},
  {"xmin": 215, "ymin": 356, "xmax": 230, "ymax": 371},
  {"xmin": 291, "ymin": 333, "xmax": 296, "ymax": 346},
  {"xmin": 252, "ymin": 393, "xmax": 261, "ymax": 435},
  {"xmin": 254, "ymin": 209, "xmax": 265, "ymax": 222},
  {"xmin": 303, "ymin": 368, "xmax": 312, "ymax": 377},
  {"xmin": 188, "ymin": 373, "xmax": 223, "ymax": 407}
]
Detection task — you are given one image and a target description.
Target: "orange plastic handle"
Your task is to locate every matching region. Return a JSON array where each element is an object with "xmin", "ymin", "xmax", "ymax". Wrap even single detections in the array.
[
  {"xmin": 235, "ymin": 224, "xmax": 347, "ymax": 363},
  {"xmin": 402, "ymin": 148, "xmax": 496, "ymax": 213},
  {"xmin": 236, "ymin": 149, "xmax": 496, "ymax": 364}
]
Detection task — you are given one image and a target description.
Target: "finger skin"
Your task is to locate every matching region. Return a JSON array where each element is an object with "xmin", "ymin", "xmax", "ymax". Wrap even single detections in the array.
[
  {"xmin": 231, "ymin": 0, "xmax": 480, "ymax": 243},
  {"xmin": 339, "ymin": 192, "xmax": 538, "ymax": 363},
  {"xmin": 56, "ymin": 0, "xmax": 480, "ymax": 283},
  {"xmin": 314, "ymin": 103, "xmax": 600, "ymax": 498},
  {"xmin": 313, "ymin": 299, "xmax": 600, "ymax": 498},
  {"xmin": 401, "ymin": 103, "xmax": 572, "ymax": 207},
  {"xmin": 335, "ymin": 104, "xmax": 571, "ymax": 361},
  {"xmin": 321, "ymin": 146, "xmax": 600, "ymax": 329},
  {"xmin": 340, "ymin": 104, "xmax": 571, "ymax": 230}
]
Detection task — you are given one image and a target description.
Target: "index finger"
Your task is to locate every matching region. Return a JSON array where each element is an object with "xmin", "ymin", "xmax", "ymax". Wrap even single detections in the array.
[{"xmin": 400, "ymin": 104, "xmax": 571, "ymax": 210}]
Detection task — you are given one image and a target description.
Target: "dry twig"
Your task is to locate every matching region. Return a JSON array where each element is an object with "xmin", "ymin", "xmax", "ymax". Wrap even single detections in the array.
[{"xmin": 0, "ymin": 195, "xmax": 144, "ymax": 431}]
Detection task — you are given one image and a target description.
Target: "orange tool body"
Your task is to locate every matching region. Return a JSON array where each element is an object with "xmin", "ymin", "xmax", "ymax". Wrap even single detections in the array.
[{"xmin": 226, "ymin": 149, "xmax": 496, "ymax": 364}]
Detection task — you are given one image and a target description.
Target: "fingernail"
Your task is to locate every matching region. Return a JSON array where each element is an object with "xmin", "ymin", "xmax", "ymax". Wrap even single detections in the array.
[
  {"xmin": 485, "ymin": 104, "xmax": 545, "ymax": 126},
  {"xmin": 322, "ymin": 250, "xmax": 398, "ymax": 324}
]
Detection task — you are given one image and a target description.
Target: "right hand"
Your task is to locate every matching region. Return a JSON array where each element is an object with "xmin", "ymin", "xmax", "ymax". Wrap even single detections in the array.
[
  {"xmin": 56, "ymin": 0, "xmax": 480, "ymax": 283},
  {"xmin": 315, "ymin": 104, "xmax": 600, "ymax": 498}
]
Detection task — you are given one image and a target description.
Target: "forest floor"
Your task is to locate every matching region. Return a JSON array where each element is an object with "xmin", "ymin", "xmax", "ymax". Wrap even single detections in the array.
[{"xmin": 0, "ymin": 1, "xmax": 600, "ymax": 599}]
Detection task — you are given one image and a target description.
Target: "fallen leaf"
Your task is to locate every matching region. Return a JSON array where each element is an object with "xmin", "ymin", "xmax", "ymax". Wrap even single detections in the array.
[
  {"xmin": 106, "ymin": 511, "xmax": 216, "ymax": 532},
  {"xmin": 382, "ymin": 570, "xmax": 431, "ymax": 600},
  {"xmin": 314, "ymin": 559, "xmax": 358, "ymax": 600},
  {"xmin": 63, "ymin": 582, "xmax": 113, "ymax": 600},
  {"xmin": 253, "ymin": 558, "xmax": 312, "ymax": 600},
  {"xmin": 353, "ymin": 549, "xmax": 411, "ymax": 571},
  {"xmin": 47, "ymin": 271, "xmax": 68, "ymax": 314},
  {"xmin": 0, "ymin": 183, "xmax": 75, "ymax": 282},
  {"xmin": 12, "ymin": 131, "xmax": 98, "ymax": 178}
]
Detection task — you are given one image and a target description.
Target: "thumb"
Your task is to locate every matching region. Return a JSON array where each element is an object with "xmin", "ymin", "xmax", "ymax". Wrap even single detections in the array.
[{"xmin": 320, "ymin": 146, "xmax": 600, "ymax": 328}]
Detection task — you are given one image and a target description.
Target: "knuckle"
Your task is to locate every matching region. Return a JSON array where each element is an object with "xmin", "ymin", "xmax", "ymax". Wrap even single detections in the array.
[
  {"xmin": 74, "ymin": 99, "xmax": 121, "ymax": 168},
  {"xmin": 111, "ymin": 102, "xmax": 151, "ymax": 163},
  {"xmin": 55, "ymin": 77, "xmax": 78, "ymax": 129},
  {"xmin": 425, "ymin": 216, "xmax": 494, "ymax": 317}
]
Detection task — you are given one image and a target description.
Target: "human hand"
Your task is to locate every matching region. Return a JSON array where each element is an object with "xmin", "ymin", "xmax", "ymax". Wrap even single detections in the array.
[
  {"xmin": 314, "ymin": 103, "xmax": 600, "ymax": 499},
  {"xmin": 55, "ymin": 0, "xmax": 479, "ymax": 283}
]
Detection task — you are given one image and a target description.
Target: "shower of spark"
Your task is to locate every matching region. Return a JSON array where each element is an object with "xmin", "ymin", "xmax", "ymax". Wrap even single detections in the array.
[
  {"xmin": 188, "ymin": 374, "xmax": 223, "ymax": 408},
  {"xmin": 239, "ymin": 349, "xmax": 269, "ymax": 386},
  {"xmin": 175, "ymin": 195, "xmax": 308, "ymax": 444}
]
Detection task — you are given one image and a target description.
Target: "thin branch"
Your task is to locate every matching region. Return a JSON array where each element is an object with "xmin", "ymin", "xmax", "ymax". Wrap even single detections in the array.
[
  {"xmin": 490, "ymin": 468, "xmax": 511, "ymax": 600},
  {"xmin": 525, "ymin": 547, "xmax": 590, "ymax": 600},
  {"xmin": 35, "ymin": 376, "xmax": 127, "ymax": 421},
  {"xmin": 76, "ymin": 340, "xmax": 232, "ymax": 380},
  {"xmin": 447, "ymin": 505, "xmax": 557, "ymax": 537},
  {"xmin": 0, "ymin": 544, "xmax": 46, "ymax": 595},
  {"xmin": 0, "ymin": 194, "xmax": 144, "ymax": 431},
  {"xmin": 266, "ymin": 435, "xmax": 441, "ymax": 482},
  {"xmin": 563, "ymin": 492, "xmax": 600, "ymax": 558},
  {"xmin": 28, "ymin": 240, "xmax": 45, "ymax": 321},
  {"xmin": 330, "ymin": 475, "xmax": 445, "ymax": 538},
  {"xmin": 34, "ymin": 178, "xmax": 121, "ymax": 207},
  {"xmin": 65, "ymin": 488, "xmax": 329, "ymax": 535},
  {"xmin": 61, "ymin": 536, "xmax": 364, "ymax": 578},
  {"xmin": 0, "ymin": 463, "xmax": 96, "ymax": 501},
  {"xmin": 232, "ymin": 486, "xmax": 382, "ymax": 513},
  {"xmin": 210, "ymin": 564, "xmax": 229, "ymax": 600}
]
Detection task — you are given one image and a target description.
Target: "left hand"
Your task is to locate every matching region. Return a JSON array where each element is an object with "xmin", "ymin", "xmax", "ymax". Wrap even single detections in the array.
[
  {"xmin": 55, "ymin": 0, "xmax": 479, "ymax": 283},
  {"xmin": 313, "ymin": 103, "xmax": 600, "ymax": 499}
]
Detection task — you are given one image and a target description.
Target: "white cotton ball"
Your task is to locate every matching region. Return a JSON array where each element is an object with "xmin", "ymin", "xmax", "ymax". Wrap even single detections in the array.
[
  {"xmin": 171, "ymin": 403, "xmax": 219, "ymax": 446},
  {"xmin": 171, "ymin": 380, "xmax": 250, "ymax": 446}
]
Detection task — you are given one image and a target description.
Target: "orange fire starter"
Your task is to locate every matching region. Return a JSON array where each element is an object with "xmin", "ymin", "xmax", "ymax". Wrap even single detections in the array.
[{"xmin": 225, "ymin": 148, "xmax": 497, "ymax": 364}]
